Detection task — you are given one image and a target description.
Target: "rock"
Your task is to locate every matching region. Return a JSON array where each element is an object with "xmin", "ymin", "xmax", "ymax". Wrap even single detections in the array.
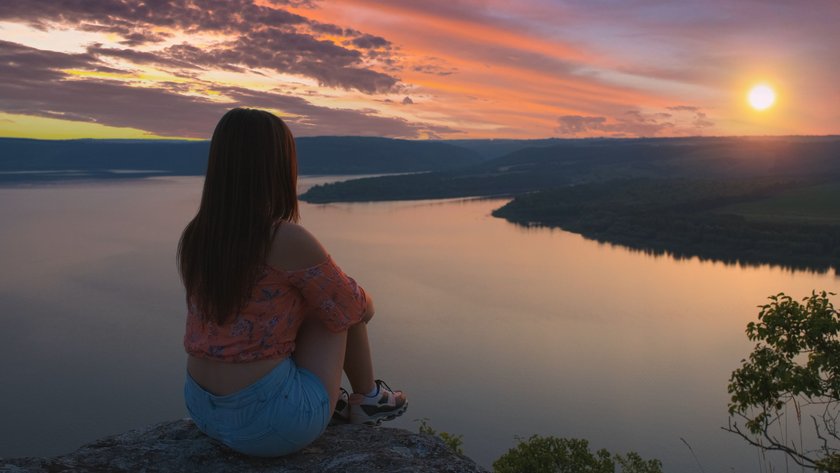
[{"xmin": 0, "ymin": 419, "xmax": 488, "ymax": 473}]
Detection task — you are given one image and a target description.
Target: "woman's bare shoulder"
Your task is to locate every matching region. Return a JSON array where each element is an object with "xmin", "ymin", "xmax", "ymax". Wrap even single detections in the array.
[{"xmin": 268, "ymin": 222, "xmax": 329, "ymax": 271}]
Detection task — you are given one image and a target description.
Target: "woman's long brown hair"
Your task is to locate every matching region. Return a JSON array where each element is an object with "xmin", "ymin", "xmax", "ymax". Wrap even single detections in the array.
[{"xmin": 177, "ymin": 108, "xmax": 299, "ymax": 324}]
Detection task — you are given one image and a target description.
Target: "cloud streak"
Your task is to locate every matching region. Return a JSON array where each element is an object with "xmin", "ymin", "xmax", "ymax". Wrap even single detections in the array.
[
  {"xmin": 0, "ymin": 40, "xmax": 450, "ymax": 138},
  {"xmin": 0, "ymin": 0, "xmax": 401, "ymax": 93}
]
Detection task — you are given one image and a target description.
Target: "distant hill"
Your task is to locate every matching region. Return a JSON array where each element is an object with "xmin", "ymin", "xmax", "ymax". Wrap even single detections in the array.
[
  {"xmin": 0, "ymin": 139, "xmax": 208, "ymax": 182},
  {"xmin": 0, "ymin": 136, "xmax": 485, "ymax": 183},
  {"xmin": 296, "ymin": 136, "xmax": 485, "ymax": 173},
  {"xmin": 440, "ymin": 138, "xmax": 567, "ymax": 159},
  {"xmin": 300, "ymin": 136, "xmax": 840, "ymax": 202},
  {"xmin": 3, "ymin": 135, "xmax": 837, "ymax": 190}
]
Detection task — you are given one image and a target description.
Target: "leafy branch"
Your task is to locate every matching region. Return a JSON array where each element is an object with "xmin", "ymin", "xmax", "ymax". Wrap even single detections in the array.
[{"xmin": 726, "ymin": 291, "xmax": 840, "ymax": 472}]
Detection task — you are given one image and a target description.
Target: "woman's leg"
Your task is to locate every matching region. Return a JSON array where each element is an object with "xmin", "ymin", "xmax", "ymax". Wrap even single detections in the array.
[
  {"xmin": 343, "ymin": 323, "xmax": 376, "ymax": 395},
  {"xmin": 292, "ymin": 321, "xmax": 376, "ymax": 409},
  {"xmin": 292, "ymin": 319, "xmax": 348, "ymax": 409}
]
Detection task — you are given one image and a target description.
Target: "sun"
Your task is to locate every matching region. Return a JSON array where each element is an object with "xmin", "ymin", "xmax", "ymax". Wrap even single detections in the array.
[{"xmin": 748, "ymin": 84, "xmax": 776, "ymax": 111}]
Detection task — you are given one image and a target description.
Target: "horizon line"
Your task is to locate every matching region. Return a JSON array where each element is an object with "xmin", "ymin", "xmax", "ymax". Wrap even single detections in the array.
[{"xmin": 1, "ymin": 134, "xmax": 838, "ymax": 143}]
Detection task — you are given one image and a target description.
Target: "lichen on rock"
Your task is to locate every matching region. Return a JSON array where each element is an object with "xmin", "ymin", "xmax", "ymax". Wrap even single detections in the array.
[{"xmin": 1, "ymin": 419, "xmax": 488, "ymax": 473}]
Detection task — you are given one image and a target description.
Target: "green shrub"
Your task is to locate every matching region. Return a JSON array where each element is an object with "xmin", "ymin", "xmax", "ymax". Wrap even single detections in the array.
[
  {"xmin": 416, "ymin": 418, "xmax": 464, "ymax": 455},
  {"xmin": 493, "ymin": 435, "xmax": 662, "ymax": 473}
]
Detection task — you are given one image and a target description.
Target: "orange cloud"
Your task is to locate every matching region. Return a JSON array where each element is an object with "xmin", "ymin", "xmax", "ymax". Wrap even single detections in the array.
[{"xmin": 1, "ymin": 0, "xmax": 837, "ymax": 138}]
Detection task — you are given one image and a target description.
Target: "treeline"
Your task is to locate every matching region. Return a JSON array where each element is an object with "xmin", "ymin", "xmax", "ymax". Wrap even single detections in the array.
[
  {"xmin": 296, "ymin": 136, "xmax": 485, "ymax": 173},
  {"xmin": 493, "ymin": 178, "xmax": 840, "ymax": 272},
  {"xmin": 299, "ymin": 170, "xmax": 566, "ymax": 203},
  {"xmin": 0, "ymin": 136, "xmax": 486, "ymax": 184},
  {"xmin": 301, "ymin": 136, "xmax": 840, "ymax": 203}
]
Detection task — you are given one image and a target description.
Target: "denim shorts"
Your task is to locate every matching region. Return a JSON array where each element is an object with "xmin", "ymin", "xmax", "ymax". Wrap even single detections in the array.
[{"xmin": 184, "ymin": 357, "xmax": 331, "ymax": 457}]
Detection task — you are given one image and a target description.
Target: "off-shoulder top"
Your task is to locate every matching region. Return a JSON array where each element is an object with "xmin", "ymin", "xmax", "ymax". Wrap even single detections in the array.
[{"xmin": 184, "ymin": 255, "xmax": 368, "ymax": 362}]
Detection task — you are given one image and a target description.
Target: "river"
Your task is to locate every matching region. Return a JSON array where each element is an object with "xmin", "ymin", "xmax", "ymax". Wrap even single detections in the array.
[{"xmin": 0, "ymin": 175, "xmax": 836, "ymax": 471}]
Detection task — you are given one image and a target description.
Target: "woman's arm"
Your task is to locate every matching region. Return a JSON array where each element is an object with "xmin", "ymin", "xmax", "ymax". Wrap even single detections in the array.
[
  {"xmin": 362, "ymin": 292, "xmax": 375, "ymax": 324},
  {"xmin": 273, "ymin": 221, "xmax": 372, "ymax": 330},
  {"xmin": 268, "ymin": 221, "xmax": 329, "ymax": 271}
]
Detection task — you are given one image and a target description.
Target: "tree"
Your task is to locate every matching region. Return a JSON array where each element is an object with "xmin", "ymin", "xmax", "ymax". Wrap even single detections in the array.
[
  {"xmin": 726, "ymin": 291, "xmax": 840, "ymax": 472},
  {"xmin": 492, "ymin": 435, "xmax": 662, "ymax": 473}
]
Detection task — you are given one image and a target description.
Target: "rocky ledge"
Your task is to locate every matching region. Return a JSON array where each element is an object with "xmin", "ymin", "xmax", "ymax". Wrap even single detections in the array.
[{"xmin": 1, "ymin": 419, "xmax": 488, "ymax": 473}]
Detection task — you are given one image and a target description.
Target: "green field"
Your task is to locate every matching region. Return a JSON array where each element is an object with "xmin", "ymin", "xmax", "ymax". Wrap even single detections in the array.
[{"xmin": 717, "ymin": 182, "xmax": 840, "ymax": 225}]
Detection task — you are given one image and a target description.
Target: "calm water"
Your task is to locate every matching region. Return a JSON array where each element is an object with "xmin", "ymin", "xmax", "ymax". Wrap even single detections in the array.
[{"xmin": 1, "ymin": 176, "xmax": 837, "ymax": 471}]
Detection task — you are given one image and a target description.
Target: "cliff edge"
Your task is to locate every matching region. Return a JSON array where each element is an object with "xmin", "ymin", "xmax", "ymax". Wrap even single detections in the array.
[{"xmin": 0, "ymin": 419, "xmax": 488, "ymax": 473}]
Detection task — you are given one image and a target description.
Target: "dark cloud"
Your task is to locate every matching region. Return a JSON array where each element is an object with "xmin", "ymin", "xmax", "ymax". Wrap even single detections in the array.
[
  {"xmin": 119, "ymin": 31, "xmax": 170, "ymax": 47},
  {"xmin": 624, "ymin": 110, "xmax": 671, "ymax": 122},
  {"xmin": 0, "ymin": 41, "xmax": 223, "ymax": 137},
  {"xmin": 412, "ymin": 63, "xmax": 457, "ymax": 76},
  {"xmin": 0, "ymin": 40, "xmax": 452, "ymax": 139},
  {"xmin": 556, "ymin": 111, "xmax": 674, "ymax": 137},
  {"xmin": 667, "ymin": 105, "xmax": 700, "ymax": 112},
  {"xmin": 0, "ymin": 0, "xmax": 309, "ymax": 35},
  {"xmin": 308, "ymin": 22, "xmax": 346, "ymax": 35},
  {"xmin": 1, "ymin": 82, "xmax": 222, "ymax": 139},
  {"xmin": 294, "ymin": 61, "xmax": 398, "ymax": 94},
  {"xmin": 78, "ymin": 23, "xmax": 170, "ymax": 46},
  {"xmin": 556, "ymin": 107, "xmax": 716, "ymax": 137},
  {"xmin": 152, "ymin": 28, "xmax": 400, "ymax": 93},
  {"xmin": 555, "ymin": 115, "xmax": 607, "ymax": 134},
  {"xmin": 218, "ymin": 87, "xmax": 457, "ymax": 137},
  {"xmin": 402, "ymin": 96, "xmax": 414, "ymax": 105},
  {"xmin": 347, "ymin": 34, "xmax": 391, "ymax": 50},
  {"xmin": 668, "ymin": 105, "xmax": 715, "ymax": 129},
  {"xmin": 614, "ymin": 110, "xmax": 674, "ymax": 136},
  {"xmin": 693, "ymin": 111, "xmax": 714, "ymax": 128},
  {"xmin": 86, "ymin": 43, "xmax": 202, "ymax": 70},
  {"xmin": 0, "ymin": 40, "xmax": 120, "ymax": 78},
  {"xmin": 264, "ymin": 0, "xmax": 317, "ymax": 7},
  {"xmin": 0, "ymin": 0, "xmax": 401, "ymax": 94}
]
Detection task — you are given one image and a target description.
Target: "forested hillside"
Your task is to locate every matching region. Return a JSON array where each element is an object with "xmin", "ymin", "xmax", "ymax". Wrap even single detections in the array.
[
  {"xmin": 300, "ymin": 136, "xmax": 840, "ymax": 202},
  {"xmin": 493, "ymin": 177, "xmax": 840, "ymax": 272},
  {"xmin": 0, "ymin": 136, "xmax": 485, "ymax": 183}
]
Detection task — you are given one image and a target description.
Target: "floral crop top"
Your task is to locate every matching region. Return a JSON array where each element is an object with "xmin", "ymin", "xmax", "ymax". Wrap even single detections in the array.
[{"xmin": 184, "ymin": 256, "xmax": 367, "ymax": 362}]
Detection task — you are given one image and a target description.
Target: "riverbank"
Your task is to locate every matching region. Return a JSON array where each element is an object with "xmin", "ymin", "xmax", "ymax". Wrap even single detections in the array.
[{"xmin": 493, "ymin": 177, "xmax": 840, "ymax": 273}]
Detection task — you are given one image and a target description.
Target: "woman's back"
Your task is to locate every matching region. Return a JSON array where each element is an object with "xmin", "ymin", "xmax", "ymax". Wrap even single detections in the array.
[{"xmin": 186, "ymin": 222, "xmax": 366, "ymax": 395}]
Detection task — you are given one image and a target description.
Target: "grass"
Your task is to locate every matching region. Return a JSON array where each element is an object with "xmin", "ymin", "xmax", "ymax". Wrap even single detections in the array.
[{"xmin": 716, "ymin": 182, "xmax": 840, "ymax": 225}]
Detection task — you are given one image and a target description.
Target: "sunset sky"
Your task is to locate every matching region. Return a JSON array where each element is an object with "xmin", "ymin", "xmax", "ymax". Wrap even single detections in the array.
[{"xmin": 0, "ymin": 0, "xmax": 838, "ymax": 140}]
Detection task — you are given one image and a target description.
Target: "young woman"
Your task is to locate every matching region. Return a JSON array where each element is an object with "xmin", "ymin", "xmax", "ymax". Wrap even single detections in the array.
[{"xmin": 178, "ymin": 108, "xmax": 406, "ymax": 457}]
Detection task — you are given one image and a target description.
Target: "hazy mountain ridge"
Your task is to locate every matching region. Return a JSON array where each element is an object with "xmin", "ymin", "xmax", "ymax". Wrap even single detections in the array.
[
  {"xmin": 300, "ymin": 136, "xmax": 840, "ymax": 202},
  {"xmin": 0, "ymin": 136, "xmax": 489, "ymax": 183},
  {"xmin": 0, "ymin": 138, "xmax": 209, "ymax": 182},
  {"xmin": 439, "ymin": 138, "xmax": 569, "ymax": 159},
  {"xmin": 296, "ymin": 136, "xmax": 487, "ymax": 173},
  {"xmin": 4, "ymin": 135, "xmax": 835, "ymax": 188}
]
